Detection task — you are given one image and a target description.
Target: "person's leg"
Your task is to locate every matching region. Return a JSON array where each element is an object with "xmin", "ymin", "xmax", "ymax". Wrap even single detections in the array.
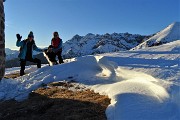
[
  {"xmin": 48, "ymin": 53, "xmax": 58, "ymax": 65},
  {"xmin": 20, "ymin": 59, "xmax": 26, "ymax": 76},
  {"xmin": 29, "ymin": 58, "xmax": 41, "ymax": 68},
  {"xmin": 56, "ymin": 50, "xmax": 64, "ymax": 64},
  {"xmin": 49, "ymin": 58, "xmax": 58, "ymax": 65}
]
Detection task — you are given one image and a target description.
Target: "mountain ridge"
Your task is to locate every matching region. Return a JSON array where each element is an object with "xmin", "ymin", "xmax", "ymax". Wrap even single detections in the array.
[
  {"xmin": 132, "ymin": 22, "xmax": 180, "ymax": 50},
  {"xmin": 62, "ymin": 32, "xmax": 150, "ymax": 59}
]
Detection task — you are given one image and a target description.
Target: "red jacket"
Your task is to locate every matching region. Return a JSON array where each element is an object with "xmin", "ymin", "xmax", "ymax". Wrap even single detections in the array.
[{"xmin": 51, "ymin": 37, "xmax": 62, "ymax": 49}]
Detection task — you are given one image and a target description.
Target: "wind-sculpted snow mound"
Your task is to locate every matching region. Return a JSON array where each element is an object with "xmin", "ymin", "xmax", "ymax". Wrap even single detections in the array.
[
  {"xmin": 91, "ymin": 57, "xmax": 176, "ymax": 120},
  {"xmin": 92, "ymin": 76, "xmax": 172, "ymax": 120}
]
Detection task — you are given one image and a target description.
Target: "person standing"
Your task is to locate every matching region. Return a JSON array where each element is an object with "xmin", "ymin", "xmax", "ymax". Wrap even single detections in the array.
[
  {"xmin": 51, "ymin": 31, "xmax": 64, "ymax": 64},
  {"xmin": 16, "ymin": 31, "xmax": 43, "ymax": 76}
]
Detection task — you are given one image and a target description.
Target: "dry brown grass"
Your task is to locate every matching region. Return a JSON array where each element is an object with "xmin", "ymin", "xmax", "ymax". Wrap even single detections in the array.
[
  {"xmin": 0, "ymin": 74, "xmax": 111, "ymax": 120},
  {"xmin": 4, "ymin": 73, "xmax": 20, "ymax": 79}
]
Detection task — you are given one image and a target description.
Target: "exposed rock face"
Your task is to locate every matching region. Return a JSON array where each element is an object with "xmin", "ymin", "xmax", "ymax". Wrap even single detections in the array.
[
  {"xmin": 0, "ymin": 0, "xmax": 5, "ymax": 80},
  {"xmin": 62, "ymin": 33, "xmax": 149, "ymax": 59}
]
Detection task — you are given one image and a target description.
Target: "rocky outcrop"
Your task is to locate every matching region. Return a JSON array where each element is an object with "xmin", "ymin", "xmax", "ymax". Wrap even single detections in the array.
[{"xmin": 0, "ymin": 0, "xmax": 5, "ymax": 80}]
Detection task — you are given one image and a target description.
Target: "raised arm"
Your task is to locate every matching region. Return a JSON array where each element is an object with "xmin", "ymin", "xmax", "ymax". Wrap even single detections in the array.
[{"xmin": 16, "ymin": 34, "xmax": 24, "ymax": 47}]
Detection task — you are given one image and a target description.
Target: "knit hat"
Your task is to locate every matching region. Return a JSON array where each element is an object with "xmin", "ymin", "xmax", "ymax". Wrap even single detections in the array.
[
  {"xmin": 28, "ymin": 31, "xmax": 34, "ymax": 38},
  {"xmin": 53, "ymin": 31, "xmax": 59, "ymax": 36}
]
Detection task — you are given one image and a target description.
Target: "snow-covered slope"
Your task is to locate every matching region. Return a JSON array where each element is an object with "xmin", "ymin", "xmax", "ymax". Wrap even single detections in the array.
[
  {"xmin": 1, "ymin": 40, "xmax": 180, "ymax": 120},
  {"xmin": 62, "ymin": 33, "xmax": 148, "ymax": 58},
  {"xmin": 133, "ymin": 22, "xmax": 180, "ymax": 50}
]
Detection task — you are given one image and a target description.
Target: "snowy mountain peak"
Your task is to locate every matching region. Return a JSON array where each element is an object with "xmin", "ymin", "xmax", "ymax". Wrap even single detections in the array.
[
  {"xmin": 170, "ymin": 21, "xmax": 180, "ymax": 27},
  {"xmin": 132, "ymin": 22, "xmax": 180, "ymax": 50}
]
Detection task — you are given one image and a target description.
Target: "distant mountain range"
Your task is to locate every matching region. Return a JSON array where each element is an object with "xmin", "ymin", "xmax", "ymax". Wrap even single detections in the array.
[
  {"xmin": 62, "ymin": 22, "xmax": 179, "ymax": 58},
  {"xmin": 5, "ymin": 48, "xmax": 19, "ymax": 61},
  {"xmin": 5, "ymin": 22, "xmax": 180, "ymax": 68},
  {"xmin": 62, "ymin": 33, "xmax": 150, "ymax": 59}
]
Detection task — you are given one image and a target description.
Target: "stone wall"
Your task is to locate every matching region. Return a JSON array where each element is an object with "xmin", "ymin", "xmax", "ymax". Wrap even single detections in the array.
[{"xmin": 0, "ymin": 0, "xmax": 5, "ymax": 80}]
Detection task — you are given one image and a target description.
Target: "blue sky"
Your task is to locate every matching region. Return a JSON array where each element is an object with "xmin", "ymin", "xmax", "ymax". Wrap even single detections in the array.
[{"xmin": 4, "ymin": 0, "xmax": 180, "ymax": 50}]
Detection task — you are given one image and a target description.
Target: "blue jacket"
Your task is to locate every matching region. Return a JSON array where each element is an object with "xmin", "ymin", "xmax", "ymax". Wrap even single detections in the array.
[{"xmin": 16, "ymin": 39, "xmax": 43, "ymax": 59}]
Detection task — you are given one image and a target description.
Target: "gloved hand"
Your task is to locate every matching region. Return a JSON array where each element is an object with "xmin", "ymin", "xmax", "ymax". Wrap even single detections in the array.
[{"xmin": 16, "ymin": 34, "xmax": 22, "ymax": 41}]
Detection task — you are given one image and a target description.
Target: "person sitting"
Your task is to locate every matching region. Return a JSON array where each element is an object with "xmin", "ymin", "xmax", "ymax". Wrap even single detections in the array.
[{"xmin": 44, "ymin": 45, "xmax": 58, "ymax": 66}]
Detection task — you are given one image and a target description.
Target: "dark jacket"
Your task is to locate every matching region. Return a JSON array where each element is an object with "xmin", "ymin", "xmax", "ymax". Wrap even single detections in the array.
[{"xmin": 45, "ymin": 50, "xmax": 57, "ymax": 62}]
